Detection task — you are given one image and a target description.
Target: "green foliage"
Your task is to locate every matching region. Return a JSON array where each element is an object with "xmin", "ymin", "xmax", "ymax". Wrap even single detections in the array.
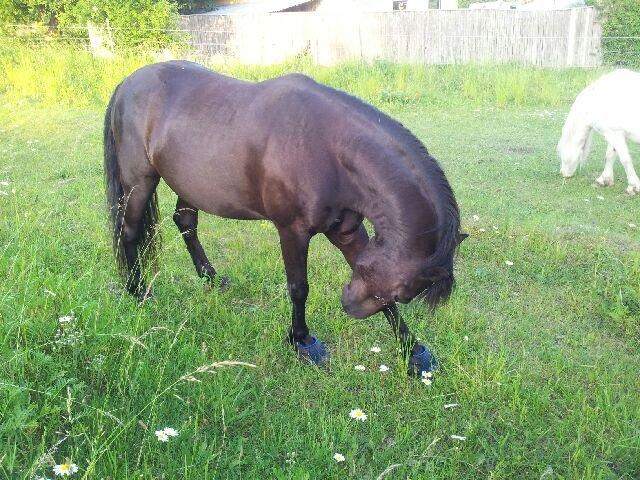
[
  {"xmin": 0, "ymin": 0, "xmax": 179, "ymax": 47},
  {"xmin": 599, "ymin": 0, "xmax": 640, "ymax": 67},
  {"xmin": 177, "ymin": 0, "xmax": 219, "ymax": 14}
]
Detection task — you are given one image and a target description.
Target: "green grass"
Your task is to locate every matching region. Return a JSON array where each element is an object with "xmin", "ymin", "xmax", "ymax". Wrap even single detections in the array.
[
  {"xmin": 1, "ymin": 52, "xmax": 639, "ymax": 479},
  {"xmin": 0, "ymin": 42, "xmax": 605, "ymax": 109}
]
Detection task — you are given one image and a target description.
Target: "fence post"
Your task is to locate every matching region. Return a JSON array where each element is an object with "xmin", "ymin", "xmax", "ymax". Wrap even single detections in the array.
[{"xmin": 566, "ymin": 8, "xmax": 578, "ymax": 67}]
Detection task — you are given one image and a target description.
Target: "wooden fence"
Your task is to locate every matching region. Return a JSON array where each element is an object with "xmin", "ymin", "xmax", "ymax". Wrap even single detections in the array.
[{"xmin": 179, "ymin": 7, "xmax": 602, "ymax": 67}]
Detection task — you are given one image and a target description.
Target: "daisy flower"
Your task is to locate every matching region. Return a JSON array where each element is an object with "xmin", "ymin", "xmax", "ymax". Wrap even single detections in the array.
[
  {"xmin": 379, "ymin": 364, "xmax": 389, "ymax": 372},
  {"xmin": 478, "ymin": 228, "xmax": 486, "ymax": 233},
  {"xmin": 333, "ymin": 452, "xmax": 345, "ymax": 463},
  {"xmin": 421, "ymin": 371, "xmax": 433, "ymax": 385},
  {"xmin": 155, "ymin": 430, "xmax": 169, "ymax": 442},
  {"xmin": 349, "ymin": 408, "xmax": 367, "ymax": 421},
  {"xmin": 53, "ymin": 462, "xmax": 78, "ymax": 476},
  {"xmin": 58, "ymin": 314, "xmax": 74, "ymax": 324},
  {"xmin": 354, "ymin": 365, "xmax": 366, "ymax": 371},
  {"xmin": 451, "ymin": 435, "xmax": 466, "ymax": 441},
  {"xmin": 629, "ymin": 223, "xmax": 637, "ymax": 228},
  {"xmin": 505, "ymin": 260, "xmax": 514, "ymax": 266},
  {"xmin": 370, "ymin": 346, "xmax": 381, "ymax": 353},
  {"xmin": 163, "ymin": 427, "xmax": 179, "ymax": 438},
  {"xmin": 472, "ymin": 214, "xmax": 480, "ymax": 221}
]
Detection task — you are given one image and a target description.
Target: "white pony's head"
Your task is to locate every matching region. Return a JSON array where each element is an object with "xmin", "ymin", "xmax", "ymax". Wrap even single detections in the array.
[{"xmin": 558, "ymin": 123, "xmax": 592, "ymax": 178}]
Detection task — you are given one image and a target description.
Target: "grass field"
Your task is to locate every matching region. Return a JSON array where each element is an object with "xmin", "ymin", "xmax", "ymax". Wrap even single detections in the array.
[{"xmin": 1, "ymin": 54, "xmax": 639, "ymax": 479}]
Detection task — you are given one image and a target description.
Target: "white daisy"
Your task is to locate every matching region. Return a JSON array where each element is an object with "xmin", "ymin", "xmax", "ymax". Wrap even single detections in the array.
[
  {"xmin": 629, "ymin": 223, "xmax": 637, "ymax": 228},
  {"xmin": 472, "ymin": 214, "xmax": 480, "ymax": 221},
  {"xmin": 370, "ymin": 346, "xmax": 381, "ymax": 353},
  {"xmin": 349, "ymin": 408, "xmax": 367, "ymax": 421},
  {"xmin": 451, "ymin": 435, "xmax": 466, "ymax": 441},
  {"xmin": 379, "ymin": 364, "xmax": 389, "ymax": 372},
  {"xmin": 444, "ymin": 403, "xmax": 459, "ymax": 409},
  {"xmin": 58, "ymin": 314, "xmax": 74, "ymax": 324},
  {"xmin": 354, "ymin": 365, "xmax": 366, "ymax": 371},
  {"xmin": 163, "ymin": 427, "xmax": 179, "ymax": 437},
  {"xmin": 155, "ymin": 430, "xmax": 169, "ymax": 442},
  {"xmin": 52, "ymin": 463, "xmax": 78, "ymax": 476},
  {"xmin": 478, "ymin": 228, "xmax": 486, "ymax": 233},
  {"xmin": 505, "ymin": 260, "xmax": 514, "ymax": 266},
  {"xmin": 333, "ymin": 452, "xmax": 345, "ymax": 463}
]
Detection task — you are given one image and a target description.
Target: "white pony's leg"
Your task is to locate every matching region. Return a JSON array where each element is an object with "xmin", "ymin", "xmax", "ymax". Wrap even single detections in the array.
[
  {"xmin": 595, "ymin": 143, "xmax": 616, "ymax": 187},
  {"xmin": 605, "ymin": 133, "xmax": 640, "ymax": 195}
]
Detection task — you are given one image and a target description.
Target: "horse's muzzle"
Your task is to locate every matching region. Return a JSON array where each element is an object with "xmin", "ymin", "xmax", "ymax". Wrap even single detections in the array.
[{"xmin": 341, "ymin": 284, "xmax": 381, "ymax": 319}]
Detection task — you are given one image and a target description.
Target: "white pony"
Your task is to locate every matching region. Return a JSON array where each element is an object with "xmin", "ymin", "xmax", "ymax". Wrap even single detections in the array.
[{"xmin": 558, "ymin": 69, "xmax": 640, "ymax": 195}]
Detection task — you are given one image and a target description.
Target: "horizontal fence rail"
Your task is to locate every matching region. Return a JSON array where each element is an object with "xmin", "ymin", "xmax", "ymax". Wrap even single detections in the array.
[
  {"xmin": 4, "ymin": 9, "xmax": 640, "ymax": 68},
  {"xmin": 178, "ymin": 8, "xmax": 605, "ymax": 67}
]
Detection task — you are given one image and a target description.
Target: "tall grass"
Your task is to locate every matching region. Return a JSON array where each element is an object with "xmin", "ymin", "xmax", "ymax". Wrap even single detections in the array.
[{"xmin": 0, "ymin": 41, "xmax": 606, "ymax": 109}]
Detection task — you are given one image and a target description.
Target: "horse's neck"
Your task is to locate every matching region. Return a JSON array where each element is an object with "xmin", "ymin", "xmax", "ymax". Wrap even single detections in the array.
[{"xmin": 355, "ymin": 173, "xmax": 437, "ymax": 252}]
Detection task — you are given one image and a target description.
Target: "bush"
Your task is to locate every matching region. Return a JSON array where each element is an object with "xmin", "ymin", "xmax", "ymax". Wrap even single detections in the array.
[{"xmin": 0, "ymin": 0, "xmax": 180, "ymax": 48}]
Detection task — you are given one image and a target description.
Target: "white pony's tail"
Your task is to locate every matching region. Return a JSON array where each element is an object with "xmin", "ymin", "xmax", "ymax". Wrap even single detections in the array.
[{"xmin": 558, "ymin": 91, "xmax": 593, "ymax": 176}]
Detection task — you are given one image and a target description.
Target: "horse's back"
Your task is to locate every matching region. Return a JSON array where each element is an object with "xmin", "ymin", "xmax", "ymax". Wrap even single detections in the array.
[{"xmin": 571, "ymin": 69, "xmax": 640, "ymax": 138}]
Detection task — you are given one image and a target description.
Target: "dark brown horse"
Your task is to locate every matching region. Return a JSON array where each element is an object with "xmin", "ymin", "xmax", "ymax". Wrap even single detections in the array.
[{"xmin": 104, "ymin": 61, "xmax": 465, "ymax": 375}]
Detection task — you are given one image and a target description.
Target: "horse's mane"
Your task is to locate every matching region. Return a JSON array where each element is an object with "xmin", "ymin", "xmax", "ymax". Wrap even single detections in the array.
[{"xmin": 314, "ymin": 81, "xmax": 462, "ymax": 306}]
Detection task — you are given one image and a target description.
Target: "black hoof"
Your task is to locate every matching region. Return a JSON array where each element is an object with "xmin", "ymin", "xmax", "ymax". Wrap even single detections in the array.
[
  {"xmin": 295, "ymin": 336, "xmax": 330, "ymax": 365},
  {"xmin": 408, "ymin": 344, "xmax": 438, "ymax": 378},
  {"xmin": 203, "ymin": 273, "xmax": 230, "ymax": 293}
]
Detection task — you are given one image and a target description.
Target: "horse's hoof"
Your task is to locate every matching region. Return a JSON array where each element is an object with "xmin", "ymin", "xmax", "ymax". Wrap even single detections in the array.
[
  {"xmin": 626, "ymin": 184, "xmax": 640, "ymax": 195},
  {"xmin": 595, "ymin": 176, "xmax": 614, "ymax": 187},
  {"xmin": 203, "ymin": 274, "xmax": 230, "ymax": 293},
  {"xmin": 136, "ymin": 289, "xmax": 154, "ymax": 304},
  {"xmin": 408, "ymin": 344, "xmax": 438, "ymax": 378},
  {"xmin": 294, "ymin": 336, "xmax": 330, "ymax": 366}
]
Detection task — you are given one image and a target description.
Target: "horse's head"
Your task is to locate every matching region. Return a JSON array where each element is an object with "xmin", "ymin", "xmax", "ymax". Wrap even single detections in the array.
[
  {"xmin": 341, "ymin": 230, "xmax": 467, "ymax": 319},
  {"xmin": 558, "ymin": 128, "xmax": 590, "ymax": 178}
]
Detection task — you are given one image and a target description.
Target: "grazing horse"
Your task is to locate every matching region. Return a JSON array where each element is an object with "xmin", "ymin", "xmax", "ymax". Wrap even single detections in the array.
[
  {"xmin": 558, "ymin": 69, "xmax": 640, "ymax": 195},
  {"xmin": 104, "ymin": 61, "xmax": 465, "ymax": 376}
]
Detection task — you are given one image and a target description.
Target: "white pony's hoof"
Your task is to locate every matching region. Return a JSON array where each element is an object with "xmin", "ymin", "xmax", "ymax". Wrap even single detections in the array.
[
  {"xmin": 626, "ymin": 183, "xmax": 640, "ymax": 195},
  {"xmin": 595, "ymin": 176, "xmax": 614, "ymax": 187}
]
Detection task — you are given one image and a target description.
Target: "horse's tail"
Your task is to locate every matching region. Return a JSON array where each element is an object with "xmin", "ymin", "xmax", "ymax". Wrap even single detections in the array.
[
  {"xmin": 104, "ymin": 84, "xmax": 161, "ymax": 283},
  {"xmin": 104, "ymin": 84, "xmax": 128, "ymax": 277},
  {"xmin": 558, "ymin": 93, "xmax": 592, "ymax": 173}
]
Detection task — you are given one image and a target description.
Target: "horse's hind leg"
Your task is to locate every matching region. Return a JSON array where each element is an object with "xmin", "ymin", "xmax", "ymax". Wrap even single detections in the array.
[
  {"xmin": 121, "ymin": 176, "xmax": 160, "ymax": 299},
  {"xmin": 604, "ymin": 133, "xmax": 640, "ymax": 194},
  {"xmin": 173, "ymin": 197, "xmax": 218, "ymax": 283},
  {"xmin": 595, "ymin": 143, "xmax": 616, "ymax": 187}
]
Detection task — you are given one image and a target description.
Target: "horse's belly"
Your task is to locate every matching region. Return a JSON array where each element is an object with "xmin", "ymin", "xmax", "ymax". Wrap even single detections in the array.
[{"xmin": 156, "ymin": 160, "xmax": 266, "ymax": 221}]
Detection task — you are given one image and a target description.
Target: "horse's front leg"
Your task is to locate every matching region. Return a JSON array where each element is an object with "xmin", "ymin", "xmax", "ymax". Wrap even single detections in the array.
[
  {"xmin": 383, "ymin": 304, "xmax": 437, "ymax": 377},
  {"xmin": 277, "ymin": 225, "xmax": 329, "ymax": 365},
  {"xmin": 326, "ymin": 223, "xmax": 437, "ymax": 377}
]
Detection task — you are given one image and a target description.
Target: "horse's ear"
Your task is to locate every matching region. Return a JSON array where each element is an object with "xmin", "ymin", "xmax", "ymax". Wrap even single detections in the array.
[{"xmin": 457, "ymin": 232, "xmax": 469, "ymax": 245}]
